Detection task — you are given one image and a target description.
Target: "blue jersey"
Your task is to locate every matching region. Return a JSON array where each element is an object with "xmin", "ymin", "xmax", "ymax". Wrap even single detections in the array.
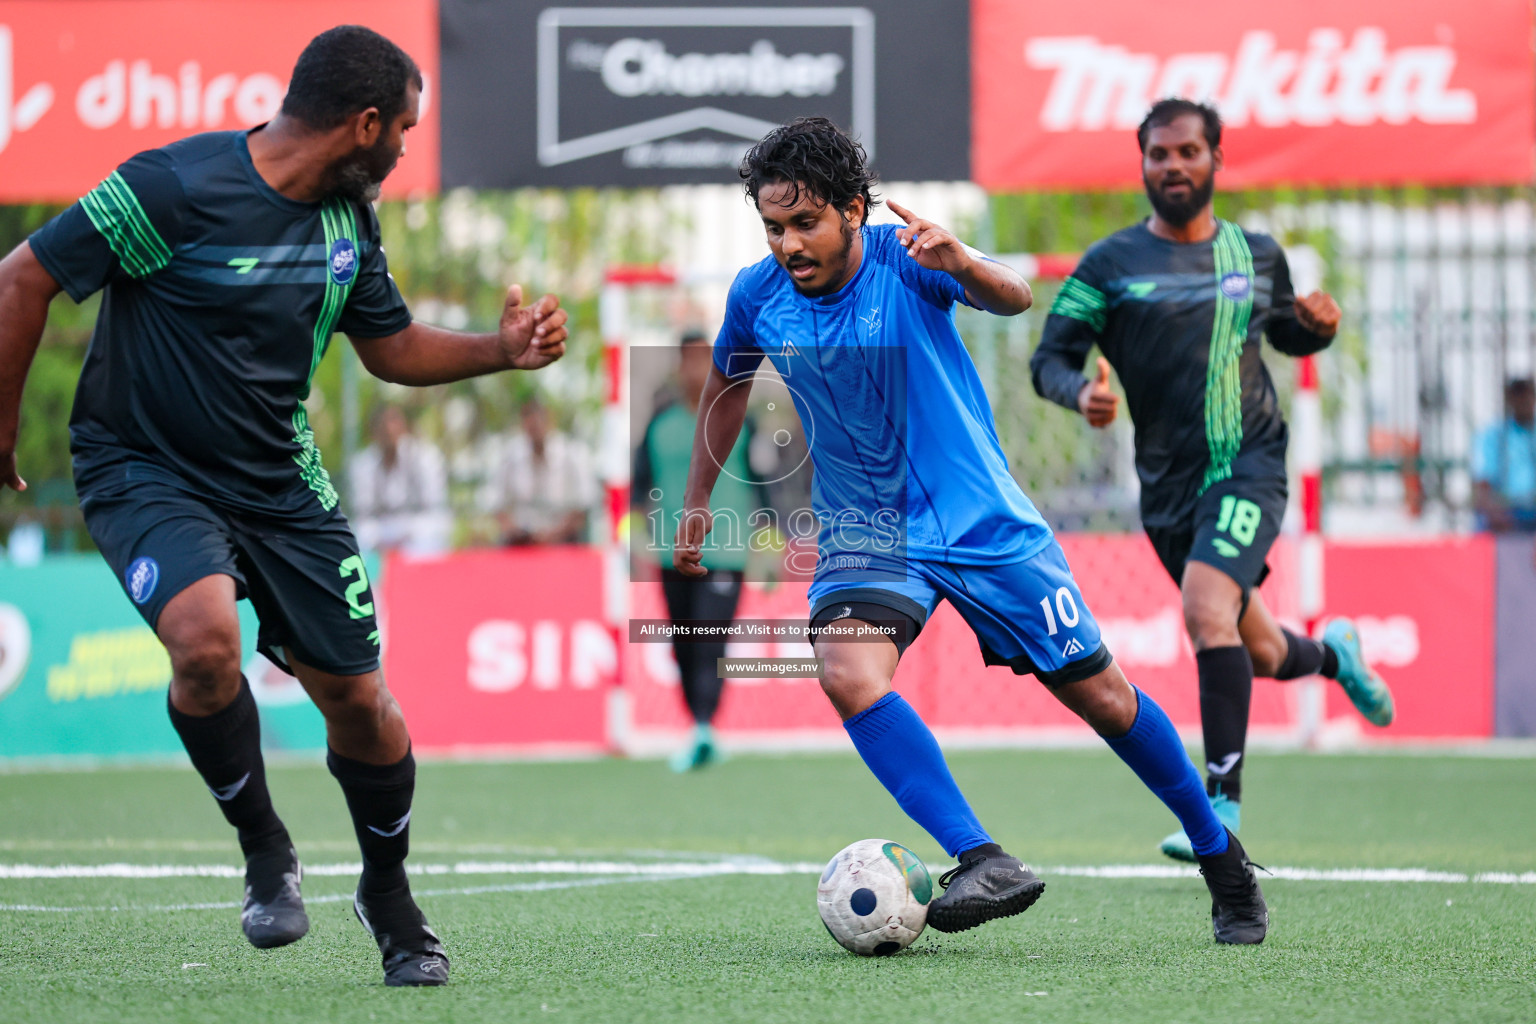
[{"xmin": 713, "ymin": 223, "xmax": 1052, "ymax": 566}]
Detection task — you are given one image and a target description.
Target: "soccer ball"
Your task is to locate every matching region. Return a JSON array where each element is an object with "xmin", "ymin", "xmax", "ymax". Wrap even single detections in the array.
[{"xmin": 816, "ymin": 838, "xmax": 933, "ymax": 956}]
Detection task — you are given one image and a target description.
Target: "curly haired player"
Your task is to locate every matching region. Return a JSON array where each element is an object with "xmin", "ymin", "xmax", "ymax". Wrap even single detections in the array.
[{"xmin": 677, "ymin": 116, "xmax": 1269, "ymax": 944}]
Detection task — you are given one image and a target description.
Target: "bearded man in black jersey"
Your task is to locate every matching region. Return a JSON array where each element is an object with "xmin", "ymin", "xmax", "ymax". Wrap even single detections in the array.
[
  {"xmin": 1031, "ymin": 98, "xmax": 1394, "ymax": 862},
  {"xmin": 0, "ymin": 27, "xmax": 569, "ymax": 984}
]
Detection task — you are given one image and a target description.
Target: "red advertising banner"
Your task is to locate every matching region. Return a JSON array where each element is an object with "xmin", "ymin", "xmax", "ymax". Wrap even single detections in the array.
[
  {"xmin": 625, "ymin": 534, "xmax": 1302, "ymax": 741},
  {"xmin": 376, "ymin": 537, "xmax": 1493, "ymax": 754},
  {"xmin": 381, "ymin": 547, "xmax": 612, "ymax": 754},
  {"xmin": 1318, "ymin": 536, "xmax": 1495, "ymax": 740},
  {"xmin": 0, "ymin": 0, "xmax": 438, "ymax": 202},
  {"xmin": 972, "ymin": 0, "xmax": 1534, "ymax": 189}
]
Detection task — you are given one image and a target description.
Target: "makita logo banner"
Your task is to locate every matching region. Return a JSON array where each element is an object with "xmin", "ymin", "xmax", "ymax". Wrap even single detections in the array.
[
  {"xmin": 442, "ymin": 0, "xmax": 969, "ymax": 188},
  {"xmin": 973, "ymin": 1, "xmax": 1533, "ymax": 188},
  {"xmin": 0, "ymin": 0, "xmax": 439, "ymax": 203}
]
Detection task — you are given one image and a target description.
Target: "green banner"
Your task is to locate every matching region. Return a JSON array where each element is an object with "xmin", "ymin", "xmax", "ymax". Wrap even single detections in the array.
[{"xmin": 0, "ymin": 555, "xmax": 332, "ymax": 760}]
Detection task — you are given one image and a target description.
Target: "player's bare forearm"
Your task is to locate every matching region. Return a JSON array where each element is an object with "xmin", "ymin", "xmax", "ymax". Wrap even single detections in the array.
[
  {"xmin": 0, "ymin": 242, "xmax": 63, "ymax": 488},
  {"xmin": 351, "ymin": 319, "xmax": 564, "ymax": 386},
  {"xmin": 682, "ymin": 366, "xmax": 749, "ymax": 510},
  {"xmin": 350, "ymin": 286, "xmax": 568, "ymax": 386},
  {"xmin": 1266, "ymin": 317, "xmax": 1334, "ymax": 358},
  {"xmin": 675, "ymin": 366, "xmax": 751, "ymax": 575},
  {"xmin": 350, "ymin": 322, "xmax": 510, "ymax": 386},
  {"xmin": 953, "ymin": 257, "xmax": 1031, "ymax": 316}
]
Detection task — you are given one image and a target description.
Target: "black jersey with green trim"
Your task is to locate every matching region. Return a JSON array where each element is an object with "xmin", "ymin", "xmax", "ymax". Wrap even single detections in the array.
[
  {"xmin": 1029, "ymin": 220, "xmax": 1331, "ymax": 528},
  {"xmin": 28, "ymin": 130, "xmax": 412, "ymax": 520}
]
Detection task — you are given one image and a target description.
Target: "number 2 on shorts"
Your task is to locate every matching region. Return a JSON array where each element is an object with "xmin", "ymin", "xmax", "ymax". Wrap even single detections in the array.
[
  {"xmin": 1216, "ymin": 496, "xmax": 1262, "ymax": 547},
  {"xmin": 339, "ymin": 555, "xmax": 375, "ymax": 620}
]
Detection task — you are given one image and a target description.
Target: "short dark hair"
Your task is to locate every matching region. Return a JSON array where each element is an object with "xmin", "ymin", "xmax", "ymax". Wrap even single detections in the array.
[
  {"xmin": 1137, "ymin": 98, "xmax": 1223, "ymax": 154},
  {"xmin": 738, "ymin": 116, "xmax": 880, "ymax": 222},
  {"xmin": 1506, "ymin": 376, "xmax": 1534, "ymax": 394},
  {"xmin": 282, "ymin": 25, "xmax": 422, "ymax": 131},
  {"xmin": 679, "ymin": 329, "xmax": 709, "ymax": 348}
]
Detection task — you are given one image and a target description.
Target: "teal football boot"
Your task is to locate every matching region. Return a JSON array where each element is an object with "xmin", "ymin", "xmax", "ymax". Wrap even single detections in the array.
[
  {"xmin": 1159, "ymin": 792, "xmax": 1241, "ymax": 863},
  {"xmin": 1323, "ymin": 618, "xmax": 1394, "ymax": 726},
  {"xmin": 669, "ymin": 724, "xmax": 724, "ymax": 772}
]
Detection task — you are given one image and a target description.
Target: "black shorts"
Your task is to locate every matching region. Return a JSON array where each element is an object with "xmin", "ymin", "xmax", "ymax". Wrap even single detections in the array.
[
  {"xmin": 807, "ymin": 592, "xmax": 925, "ymax": 659},
  {"xmin": 79, "ymin": 477, "xmax": 381, "ymax": 677},
  {"xmin": 1144, "ymin": 474, "xmax": 1287, "ymax": 595}
]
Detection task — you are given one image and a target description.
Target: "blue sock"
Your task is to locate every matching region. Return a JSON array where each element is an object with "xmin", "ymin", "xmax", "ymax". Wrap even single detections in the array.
[
  {"xmin": 1103, "ymin": 687, "xmax": 1228, "ymax": 856},
  {"xmin": 843, "ymin": 693, "xmax": 992, "ymax": 857}
]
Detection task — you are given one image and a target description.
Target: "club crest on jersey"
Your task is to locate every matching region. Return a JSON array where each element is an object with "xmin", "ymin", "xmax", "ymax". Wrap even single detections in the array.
[
  {"xmin": 328, "ymin": 238, "xmax": 358, "ymax": 286},
  {"xmin": 1219, "ymin": 272, "xmax": 1251, "ymax": 300},
  {"xmin": 126, "ymin": 557, "xmax": 159, "ymax": 605}
]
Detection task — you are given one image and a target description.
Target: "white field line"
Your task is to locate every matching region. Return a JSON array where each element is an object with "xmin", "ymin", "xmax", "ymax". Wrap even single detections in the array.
[
  {"xmin": 2, "ymin": 859, "xmax": 1535, "ymax": 886},
  {"xmin": 0, "ymin": 873, "xmax": 685, "ymax": 914},
  {"xmin": 0, "ymin": 859, "xmax": 826, "ymax": 880}
]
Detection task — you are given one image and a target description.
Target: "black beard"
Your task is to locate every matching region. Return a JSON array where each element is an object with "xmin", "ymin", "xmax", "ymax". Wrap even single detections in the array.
[
  {"xmin": 321, "ymin": 136, "xmax": 397, "ymax": 203},
  {"xmin": 788, "ymin": 217, "xmax": 858, "ymax": 298},
  {"xmin": 1144, "ymin": 172, "xmax": 1215, "ymax": 227}
]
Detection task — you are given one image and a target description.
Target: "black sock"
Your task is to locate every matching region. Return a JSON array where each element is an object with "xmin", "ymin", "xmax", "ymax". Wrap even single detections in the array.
[
  {"xmin": 683, "ymin": 644, "xmax": 727, "ymax": 724},
  {"xmin": 1272, "ymin": 629, "xmax": 1339, "ymax": 679},
  {"xmin": 167, "ymin": 677, "xmax": 289, "ymax": 858},
  {"xmin": 328, "ymin": 747, "xmax": 415, "ymax": 895},
  {"xmin": 1196, "ymin": 646, "xmax": 1252, "ymax": 803}
]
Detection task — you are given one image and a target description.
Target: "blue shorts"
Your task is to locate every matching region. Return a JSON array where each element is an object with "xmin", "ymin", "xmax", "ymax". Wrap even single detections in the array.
[{"xmin": 807, "ymin": 539, "xmax": 1112, "ymax": 687}]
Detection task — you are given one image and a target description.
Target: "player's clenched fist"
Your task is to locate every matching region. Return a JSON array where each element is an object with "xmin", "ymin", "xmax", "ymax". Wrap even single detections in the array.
[
  {"xmin": 1294, "ymin": 290, "xmax": 1340, "ymax": 338},
  {"xmin": 672, "ymin": 506, "xmax": 714, "ymax": 577},
  {"xmin": 1077, "ymin": 356, "xmax": 1119, "ymax": 428},
  {"xmin": 498, "ymin": 283, "xmax": 570, "ymax": 369}
]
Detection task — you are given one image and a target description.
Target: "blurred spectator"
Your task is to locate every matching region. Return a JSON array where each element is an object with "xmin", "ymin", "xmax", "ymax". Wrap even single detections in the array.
[
  {"xmin": 491, "ymin": 397, "xmax": 595, "ymax": 545},
  {"xmin": 348, "ymin": 406, "xmax": 452, "ymax": 555},
  {"xmin": 633, "ymin": 331, "xmax": 771, "ymax": 771},
  {"xmin": 1472, "ymin": 377, "xmax": 1536, "ymax": 533}
]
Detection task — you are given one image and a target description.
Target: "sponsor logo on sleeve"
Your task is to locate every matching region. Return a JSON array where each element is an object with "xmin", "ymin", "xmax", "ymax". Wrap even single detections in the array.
[{"xmin": 328, "ymin": 238, "xmax": 357, "ymax": 286}]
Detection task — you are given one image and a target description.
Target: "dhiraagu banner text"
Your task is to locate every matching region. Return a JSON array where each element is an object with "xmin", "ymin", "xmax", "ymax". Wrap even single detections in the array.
[{"xmin": 0, "ymin": 554, "xmax": 336, "ymax": 760}]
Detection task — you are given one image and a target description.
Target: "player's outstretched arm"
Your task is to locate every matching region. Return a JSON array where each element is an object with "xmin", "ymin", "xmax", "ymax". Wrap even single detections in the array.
[
  {"xmin": 888, "ymin": 201, "xmax": 1031, "ymax": 315},
  {"xmin": 1268, "ymin": 290, "xmax": 1340, "ymax": 357},
  {"xmin": 350, "ymin": 284, "xmax": 569, "ymax": 386},
  {"xmin": 674, "ymin": 365, "xmax": 752, "ymax": 578},
  {"xmin": 0, "ymin": 242, "xmax": 65, "ymax": 493}
]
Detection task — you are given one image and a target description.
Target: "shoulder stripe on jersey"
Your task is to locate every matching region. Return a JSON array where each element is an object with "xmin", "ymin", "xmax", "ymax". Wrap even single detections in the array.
[
  {"xmin": 79, "ymin": 171, "xmax": 173, "ymax": 279},
  {"xmin": 1201, "ymin": 221, "xmax": 1255, "ymax": 493},
  {"xmin": 1049, "ymin": 276, "xmax": 1107, "ymax": 333},
  {"xmin": 290, "ymin": 198, "xmax": 359, "ymax": 513}
]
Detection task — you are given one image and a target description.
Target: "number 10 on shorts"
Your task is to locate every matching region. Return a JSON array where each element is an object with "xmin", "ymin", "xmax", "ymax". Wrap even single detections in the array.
[{"xmin": 1039, "ymin": 586, "xmax": 1080, "ymax": 636}]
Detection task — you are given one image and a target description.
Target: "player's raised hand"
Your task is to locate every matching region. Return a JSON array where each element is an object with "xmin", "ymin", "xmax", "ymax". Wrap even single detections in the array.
[
  {"xmin": 672, "ymin": 507, "xmax": 714, "ymax": 578},
  {"xmin": 498, "ymin": 284, "xmax": 569, "ymax": 369},
  {"xmin": 0, "ymin": 450, "xmax": 25, "ymax": 493},
  {"xmin": 1077, "ymin": 357, "xmax": 1119, "ymax": 428},
  {"xmin": 889, "ymin": 200, "xmax": 971, "ymax": 275},
  {"xmin": 1295, "ymin": 290, "xmax": 1341, "ymax": 338}
]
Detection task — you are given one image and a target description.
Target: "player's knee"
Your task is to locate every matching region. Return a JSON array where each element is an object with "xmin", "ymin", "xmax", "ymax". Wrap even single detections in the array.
[
  {"xmin": 165, "ymin": 628, "xmax": 242, "ymax": 696},
  {"xmin": 1247, "ymin": 634, "xmax": 1287, "ymax": 677},
  {"xmin": 818, "ymin": 656, "xmax": 889, "ymax": 719},
  {"xmin": 315, "ymin": 674, "xmax": 394, "ymax": 726},
  {"xmin": 1182, "ymin": 595, "xmax": 1241, "ymax": 650},
  {"xmin": 1059, "ymin": 665, "xmax": 1138, "ymax": 735}
]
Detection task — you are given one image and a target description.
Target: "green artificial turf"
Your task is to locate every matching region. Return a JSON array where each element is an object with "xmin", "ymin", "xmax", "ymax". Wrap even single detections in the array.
[{"xmin": 2, "ymin": 749, "xmax": 1533, "ymax": 1023}]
